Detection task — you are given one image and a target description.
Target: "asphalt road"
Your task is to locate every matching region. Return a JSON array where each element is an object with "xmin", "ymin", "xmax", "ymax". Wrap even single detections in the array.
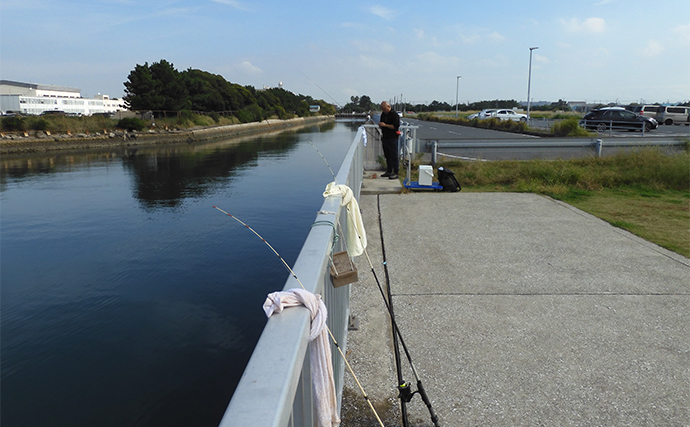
[{"xmin": 403, "ymin": 118, "xmax": 688, "ymax": 161}]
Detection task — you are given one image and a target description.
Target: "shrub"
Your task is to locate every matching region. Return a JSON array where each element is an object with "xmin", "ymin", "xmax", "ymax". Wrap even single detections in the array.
[
  {"xmin": 235, "ymin": 105, "xmax": 265, "ymax": 123},
  {"xmin": 2, "ymin": 116, "xmax": 27, "ymax": 131},
  {"xmin": 275, "ymin": 106, "xmax": 291, "ymax": 120},
  {"xmin": 177, "ymin": 110, "xmax": 194, "ymax": 125},
  {"xmin": 116, "ymin": 117, "xmax": 146, "ymax": 131},
  {"xmin": 552, "ymin": 117, "xmax": 591, "ymax": 137},
  {"xmin": 192, "ymin": 114, "xmax": 215, "ymax": 126},
  {"xmin": 29, "ymin": 118, "xmax": 49, "ymax": 131}
]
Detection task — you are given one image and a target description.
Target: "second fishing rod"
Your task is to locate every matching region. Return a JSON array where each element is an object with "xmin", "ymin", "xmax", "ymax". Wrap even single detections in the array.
[{"xmin": 310, "ymin": 140, "xmax": 440, "ymax": 427}]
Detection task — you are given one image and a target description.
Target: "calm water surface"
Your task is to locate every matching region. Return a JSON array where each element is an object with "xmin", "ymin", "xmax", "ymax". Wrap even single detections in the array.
[{"xmin": 1, "ymin": 121, "xmax": 362, "ymax": 427}]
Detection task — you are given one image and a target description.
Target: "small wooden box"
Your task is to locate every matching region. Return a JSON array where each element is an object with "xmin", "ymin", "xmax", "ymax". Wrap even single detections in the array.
[{"xmin": 330, "ymin": 251, "xmax": 358, "ymax": 287}]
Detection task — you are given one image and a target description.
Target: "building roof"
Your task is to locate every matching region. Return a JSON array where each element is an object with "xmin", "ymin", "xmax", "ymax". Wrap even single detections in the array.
[{"xmin": 0, "ymin": 80, "xmax": 81, "ymax": 94}]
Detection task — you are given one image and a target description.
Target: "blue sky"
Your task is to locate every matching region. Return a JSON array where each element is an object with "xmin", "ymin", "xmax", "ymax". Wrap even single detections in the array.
[{"xmin": 2, "ymin": 0, "xmax": 689, "ymax": 107}]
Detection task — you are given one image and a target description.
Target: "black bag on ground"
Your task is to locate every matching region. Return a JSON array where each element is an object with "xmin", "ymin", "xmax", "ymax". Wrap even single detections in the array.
[{"xmin": 437, "ymin": 167, "xmax": 461, "ymax": 192}]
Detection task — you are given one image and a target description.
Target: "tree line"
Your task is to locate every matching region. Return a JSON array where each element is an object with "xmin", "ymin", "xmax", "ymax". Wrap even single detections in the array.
[
  {"xmin": 123, "ymin": 60, "xmax": 336, "ymax": 122},
  {"xmin": 339, "ymin": 97, "xmax": 529, "ymax": 113}
]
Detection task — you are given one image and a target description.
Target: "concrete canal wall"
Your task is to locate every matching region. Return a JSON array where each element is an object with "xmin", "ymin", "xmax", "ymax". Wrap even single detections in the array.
[{"xmin": 0, "ymin": 116, "xmax": 334, "ymax": 155}]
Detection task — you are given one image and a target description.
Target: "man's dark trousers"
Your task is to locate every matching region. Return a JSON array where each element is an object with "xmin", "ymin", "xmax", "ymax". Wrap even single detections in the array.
[{"xmin": 382, "ymin": 137, "xmax": 399, "ymax": 174}]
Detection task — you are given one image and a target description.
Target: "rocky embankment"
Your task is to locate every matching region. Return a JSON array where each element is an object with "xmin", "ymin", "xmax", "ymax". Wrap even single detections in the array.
[{"xmin": 0, "ymin": 116, "xmax": 334, "ymax": 155}]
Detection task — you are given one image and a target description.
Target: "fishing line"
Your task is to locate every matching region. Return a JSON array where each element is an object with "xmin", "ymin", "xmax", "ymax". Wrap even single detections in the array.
[
  {"xmin": 307, "ymin": 141, "xmax": 441, "ymax": 426},
  {"xmin": 307, "ymin": 140, "xmax": 337, "ymax": 184},
  {"xmin": 295, "ymin": 68, "xmax": 342, "ymax": 108},
  {"xmin": 212, "ymin": 206, "xmax": 385, "ymax": 427}
]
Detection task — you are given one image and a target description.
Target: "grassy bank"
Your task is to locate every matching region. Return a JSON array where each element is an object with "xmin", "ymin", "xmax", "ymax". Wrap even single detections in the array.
[
  {"xmin": 0, "ymin": 110, "xmax": 324, "ymax": 136},
  {"xmin": 405, "ymin": 149, "xmax": 690, "ymax": 257}
]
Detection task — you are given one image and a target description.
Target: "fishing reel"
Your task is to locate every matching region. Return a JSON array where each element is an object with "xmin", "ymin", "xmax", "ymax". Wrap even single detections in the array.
[{"xmin": 397, "ymin": 381, "xmax": 418, "ymax": 403}]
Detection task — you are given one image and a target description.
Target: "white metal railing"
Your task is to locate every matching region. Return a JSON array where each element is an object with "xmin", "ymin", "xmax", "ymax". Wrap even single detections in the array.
[
  {"xmin": 579, "ymin": 119, "xmax": 653, "ymax": 135},
  {"xmin": 362, "ymin": 123, "xmax": 419, "ymax": 170},
  {"xmin": 217, "ymin": 128, "xmax": 365, "ymax": 427},
  {"xmin": 429, "ymin": 137, "xmax": 687, "ymax": 162}
]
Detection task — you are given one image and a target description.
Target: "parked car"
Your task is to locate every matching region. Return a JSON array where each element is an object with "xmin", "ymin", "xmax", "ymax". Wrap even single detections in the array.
[
  {"xmin": 468, "ymin": 109, "xmax": 496, "ymax": 120},
  {"xmin": 631, "ymin": 104, "xmax": 663, "ymax": 120},
  {"xmin": 579, "ymin": 107, "xmax": 657, "ymax": 132},
  {"xmin": 494, "ymin": 109, "xmax": 527, "ymax": 122},
  {"xmin": 657, "ymin": 105, "xmax": 690, "ymax": 125}
]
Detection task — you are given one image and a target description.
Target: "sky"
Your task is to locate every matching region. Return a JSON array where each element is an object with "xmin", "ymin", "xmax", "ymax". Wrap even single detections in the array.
[{"xmin": 1, "ymin": 0, "xmax": 689, "ymax": 107}]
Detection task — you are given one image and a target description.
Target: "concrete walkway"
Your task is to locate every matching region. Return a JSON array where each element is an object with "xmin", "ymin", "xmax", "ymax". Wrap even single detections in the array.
[{"xmin": 342, "ymin": 184, "xmax": 690, "ymax": 426}]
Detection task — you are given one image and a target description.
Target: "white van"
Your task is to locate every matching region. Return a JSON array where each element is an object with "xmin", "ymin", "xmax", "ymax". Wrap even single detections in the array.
[
  {"xmin": 657, "ymin": 106, "xmax": 690, "ymax": 125},
  {"xmin": 631, "ymin": 104, "xmax": 663, "ymax": 119}
]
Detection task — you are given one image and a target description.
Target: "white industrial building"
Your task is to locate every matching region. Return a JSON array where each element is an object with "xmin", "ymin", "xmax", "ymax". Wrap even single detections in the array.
[{"xmin": 0, "ymin": 80, "xmax": 127, "ymax": 116}]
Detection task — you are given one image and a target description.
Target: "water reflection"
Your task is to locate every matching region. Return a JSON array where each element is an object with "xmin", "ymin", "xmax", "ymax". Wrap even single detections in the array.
[
  {"xmin": 1, "ymin": 125, "xmax": 339, "ymax": 207},
  {"xmin": 122, "ymin": 134, "xmax": 302, "ymax": 208},
  {"xmin": 0, "ymin": 121, "xmax": 361, "ymax": 427}
]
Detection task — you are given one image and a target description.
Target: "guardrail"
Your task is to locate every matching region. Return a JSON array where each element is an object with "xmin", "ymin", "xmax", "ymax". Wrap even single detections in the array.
[
  {"xmin": 579, "ymin": 119, "xmax": 653, "ymax": 136},
  {"xmin": 218, "ymin": 129, "xmax": 365, "ymax": 427},
  {"xmin": 428, "ymin": 137, "xmax": 687, "ymax": 162}
]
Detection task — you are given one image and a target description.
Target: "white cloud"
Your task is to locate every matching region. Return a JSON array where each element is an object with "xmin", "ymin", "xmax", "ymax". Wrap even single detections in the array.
[
  {"xmin": 414, "ymin": 28, "xmax": 425, "ymax": 39},
  {"xmin": 414, "ymin": 51, "xmax": 458, "ymax": 68},
  {"xmin": 369, "ymin": 5, "xmax": 395, "ymax": 20},
  {"xmin": 562, "ymin": 17, "xmax": 606, "ymax": 34},
  {"xmin": 210, "ymin": 0, "xmax": 250, "ymax": 11},
  {"xmin": 675, "ymin": 23, "xmax": 690, "ymax": 43},
  {"xmin": 534, "ymin": 53, "xmax": 550, "ymax": 64},
  {"xmin": 460, "ymin": 33, "xmax": 481, "ymax": 44},
  {"xmin": 641, "ymin": 40, "xmax": 664, "ymax": 57},
  {"xmin": 237, "ymin": 61, "xmax": 262, "ymax": 74},
  {"xmin": 357, "ymin": 54, "xmax": 388, "ymax": 71},
  {"xmin": 488, "ymin": 32, "xmax": 505, "ymax": 42},
  {"xmin": 352, "ymin": 39, "xmax": 395, "ymax": 54},
  {"xmin": 155, "ymin": 8, "xmax": 195, "ymax": 17}
]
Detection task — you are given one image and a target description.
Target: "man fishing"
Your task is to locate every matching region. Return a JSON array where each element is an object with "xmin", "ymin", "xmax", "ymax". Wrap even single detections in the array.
[{"xmin": 378, "ymin": 101, "xmax": 401, "ymax": 179}]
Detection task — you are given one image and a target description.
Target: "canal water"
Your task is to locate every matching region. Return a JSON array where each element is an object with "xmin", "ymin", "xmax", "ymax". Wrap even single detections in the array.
[{"xmin": 1, "ymin": 120, "xmax": 363, "ymax": 427}]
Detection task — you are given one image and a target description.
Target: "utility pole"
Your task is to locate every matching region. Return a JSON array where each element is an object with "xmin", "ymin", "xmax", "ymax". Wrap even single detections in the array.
[
  {"xmin": 455, "ymin": 76, "xmax": 462, "ymax": 118},
  {"xmin": 527, "ymin": 47, "xmax": 538, "ymax": 122}
]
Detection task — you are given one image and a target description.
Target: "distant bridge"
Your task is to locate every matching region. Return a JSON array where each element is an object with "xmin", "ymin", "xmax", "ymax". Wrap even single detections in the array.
[{"xmin": 335, "ymin": 112, "xmax": 370, "ymax": 119}]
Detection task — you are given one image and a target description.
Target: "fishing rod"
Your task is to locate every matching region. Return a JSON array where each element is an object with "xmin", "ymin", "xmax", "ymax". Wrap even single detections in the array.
[
  {"xmin": 307, "ymin": 140, "xmax": 337, "ymax": 184},
  {"xmin": 360, "ymin": 215, "xmax": 441, "ymax": 427},
  {"xmin": 212, "ymin": 206, "xmax": 386, "ymax": 427},
  {"xmin": 307, "ymin": 141, "xmax": 440, "ymax": 426}
]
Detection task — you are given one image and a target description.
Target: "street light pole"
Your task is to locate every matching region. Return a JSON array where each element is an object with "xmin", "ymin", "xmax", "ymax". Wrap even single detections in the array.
[
  {"xmin": 455, "ymin": 75, "xmax": 461, "ymax": 118},
  {"xmin": 527, "ymin": 47, "xmax": 538, "ymax": 122}
]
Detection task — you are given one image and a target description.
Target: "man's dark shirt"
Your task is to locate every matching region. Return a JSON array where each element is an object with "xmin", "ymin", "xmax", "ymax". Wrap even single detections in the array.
[{"xmin": 380, "ymin": 110, "xmax": 400, "ymax": 140}]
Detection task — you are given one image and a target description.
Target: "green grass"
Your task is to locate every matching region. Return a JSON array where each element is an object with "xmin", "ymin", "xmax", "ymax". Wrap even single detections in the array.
[
  {"xmin": 404, "ymin": 149, "xmax": 690, "ymax": 257},
  {"xmin": 0, "ymin": 110, "xmax": 296, "ymax": 135}
]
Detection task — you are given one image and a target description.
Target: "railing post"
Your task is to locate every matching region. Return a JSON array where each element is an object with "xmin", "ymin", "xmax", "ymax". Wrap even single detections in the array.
[
  {"xmin": 431, "ymin": 140, "xmax": 438, "ymax": 167},
  {"xmin": 594, "ymin": 139, "xmax": 603, "ymax": 158}
]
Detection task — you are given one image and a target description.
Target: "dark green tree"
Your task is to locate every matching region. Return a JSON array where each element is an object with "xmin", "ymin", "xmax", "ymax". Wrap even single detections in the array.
[{"xmin": 124, "ymin": 60, "xmax": 188, "ymax": 112}]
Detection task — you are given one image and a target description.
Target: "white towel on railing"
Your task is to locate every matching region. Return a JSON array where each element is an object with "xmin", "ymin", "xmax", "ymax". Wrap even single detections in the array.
[
  {"xmin": 263, "ymin": 288, "xmax": 340, "ymax": 427},
  {"xmin": 323, "ymin": 182, "xmax": 367, "ymax": 257}
]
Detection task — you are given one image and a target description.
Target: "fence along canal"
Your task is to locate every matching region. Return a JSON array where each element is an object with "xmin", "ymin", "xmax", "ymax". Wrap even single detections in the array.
[{"xmin": 218, "ymin": 127, "xmax": 365, "ymax": 427}]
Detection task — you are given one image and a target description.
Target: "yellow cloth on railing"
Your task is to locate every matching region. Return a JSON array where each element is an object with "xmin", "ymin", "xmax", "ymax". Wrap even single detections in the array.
[{"xmin": 323, "ymin": 182, "xmax": 367, "ymax": 257}]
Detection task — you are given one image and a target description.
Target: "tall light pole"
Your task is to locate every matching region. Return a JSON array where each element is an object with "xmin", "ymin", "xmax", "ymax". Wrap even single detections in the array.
[
  {"xmin": 455, "ymin": 75, "xmax": 462, "ymax": 118},
  {"xmin": 527, "ymin": 47, "xmax": 538, "ymax": 122}
]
